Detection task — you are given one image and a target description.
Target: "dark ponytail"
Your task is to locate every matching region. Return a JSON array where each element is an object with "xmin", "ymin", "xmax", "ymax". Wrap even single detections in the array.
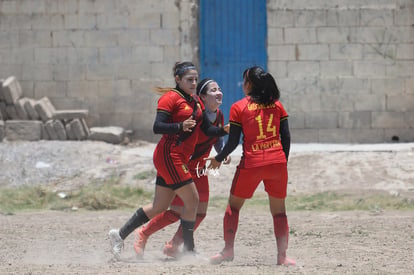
[{"xmin": 244, "ymin": 66, "xmax": 280, "ymax": 105}]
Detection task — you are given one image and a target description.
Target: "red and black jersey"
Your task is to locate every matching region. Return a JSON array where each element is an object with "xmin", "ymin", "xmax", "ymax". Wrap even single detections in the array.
[
  {"xmin": 156, "ymin": 89, "xmax": 205, "ymax": 162},
  {"xmin": 229, "ymin": 96, "xmax": 288, "ymax": 168},
  {"xmin": 189, "ymin": 109, "xmax": 224, "ymax": 168}
]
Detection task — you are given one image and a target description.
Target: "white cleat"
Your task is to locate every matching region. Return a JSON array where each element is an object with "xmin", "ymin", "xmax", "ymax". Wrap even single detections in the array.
[{"xmin": 109, "ymin": 229, "xmax": 124, "ymax": 260}]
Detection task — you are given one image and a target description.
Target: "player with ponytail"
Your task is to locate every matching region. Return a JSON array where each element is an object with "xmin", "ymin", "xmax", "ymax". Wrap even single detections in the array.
[
  {"xmin": 207, "ymin": 66, "xmax": 295, "ymax": 266},
  {"xmin": 132, "ymin": 77, "xmax": 230, "ymax": 258}
]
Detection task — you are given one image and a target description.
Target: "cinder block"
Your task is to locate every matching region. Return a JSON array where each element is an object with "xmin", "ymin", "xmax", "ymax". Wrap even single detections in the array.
[
  {"xmin": 88, "ymin": 126, "xmax": 125, "ymax": 144},
  {"xmin": 327, "ymin": 10, "xmax": 360, "ymax": 27},
  {"xmin": 297, "ymin": 45, "xmax": 329, "ymax": 61},
  {"xmin": 267, "ymin": 45, "xmax": 295, "ymax": 61},
  {"xmin": 348, "ymin": 129, "xmax": 386, "ymax": 143},
  {"xmin": 305, "ymin": 111, "xmax": 338, "ymax": 129},
  {"xmin": 52, "ymin": 119, "xmax": 67, "ymax": 140},
  {"xmin": 318, "ymin": 129, "xmax": 351, "ymax": 143},
  {"xmin": 5, "ymin": 120, "xmax": 42, "ymax": 141},
  {"xmin": 360, "ymin": 10, "xmax": 393, "ymax": 27},
  {"xmin": 290, "ymin": 128, "xmax": 319, "ymax": 143},
  {"xmin": 294, "ymin": 10, "xmax": 326, "ymax": 27},
  {"xmin": 22, "ymin": 98, "xmax": 40, "ymax": 120},
  {"xmin": 330, "ymin": 44, "xmax": 363, "ymax": 60},
  {"xmin": 372, "ymin": 112, "xmax": 407, "ymax": 128},
  {"xmin": 354, "ymin": 94, "xmax": 385, "ymax": 111},
  {"xmin": 34, "ymin": 97, "xmax": 55, "ymax": 122},
  {"xmin": 338, "ymin": 111, "xmax": 371, "ymax": 129},
  {"xmin": 2, "ymin": 76, "xmax": 22, "ymax": 104},
  {"xmin": 80, "ymin": 118, "xmax": 90, "ymax": 137},
  {"xmin": 317, "ymin": 27, "xmax": 350, "ymax": 43},
  {"xmin": 52, "ymin": 109, "xmax": 89, "ymax": 120},
  {"xmin": 65, "ymin": 122, "xmax": 76, "ymax": 140},
  {"xmin": 0, "ymin": 79, "xmax": 4, "ymax": 101},
  {"xmin": 0, "ymin": 102, "xmax": 7, "ymax": 120},
  {"xmin": 44, "ymin": 120, "xmax": 58, "ymax": 140},
  {"xmin": 284, "ymin": 28, "xmax": 317, "ymax": 43},
  {"xmin": 320, "ymin": 61, "xmax": 352, "ymax": 76},
  {"xmin": 387, "ymin": 94, "xmax": 414, "ymax": 112},
  {"xmin": 68, "ymin": 118, "xmax": 87, "ymax": 140},
  {"xmin": 14, "ymin": 98, "xmax": 29, "ymax": 120},
  {"xmin": 5, "ymin": 105, "xmax": 19, "ymax": 120},
  {"xmin": 41, "ymin": 124, "xmax": 50, "ymax": 140},
  {"xmin": 0, "ymin": 120, "xmax": 4, "ymax": 141},
  {"xmin": 287, "ymin": 62, "xmax": 320, "ymax": 77}
]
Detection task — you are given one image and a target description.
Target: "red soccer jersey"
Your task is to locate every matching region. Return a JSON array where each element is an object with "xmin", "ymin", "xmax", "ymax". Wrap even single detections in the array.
[
  {"xmin": 229, "ymin": 96, "xmax": 288, "ymax": 168},
  {"xmin": 189, "ymin": 109, "xmax": 224, "ymax": 168},
  {"xmin": 156, "ymin": 89, "xmax": 205, "ymax": 162}
]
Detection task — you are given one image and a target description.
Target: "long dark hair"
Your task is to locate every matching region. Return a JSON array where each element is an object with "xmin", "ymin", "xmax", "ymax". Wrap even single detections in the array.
[{"xmin": 243, "ymin": 66, "xmax": 280, "ymax": 105}]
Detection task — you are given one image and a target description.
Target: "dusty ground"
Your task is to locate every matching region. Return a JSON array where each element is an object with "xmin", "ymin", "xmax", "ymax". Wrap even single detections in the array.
[{"xmin": 1, "ymin": 140, "xmax": 414, "ymax": 274}]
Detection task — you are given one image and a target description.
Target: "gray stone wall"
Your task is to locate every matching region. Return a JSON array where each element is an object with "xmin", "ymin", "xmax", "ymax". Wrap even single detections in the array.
[
  {"xmin": 267, "ymin": 0, "xmax": 414, "ymax": 142},
  {"xmin": 0, "ymin": 0, "xmax": 412, "ymax": 143}
]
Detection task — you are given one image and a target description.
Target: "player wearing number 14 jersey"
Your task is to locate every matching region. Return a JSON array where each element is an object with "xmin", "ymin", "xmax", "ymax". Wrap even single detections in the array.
[{"xmin": 206, "ymin": 66, "xmax": 295, "ymax": 266}]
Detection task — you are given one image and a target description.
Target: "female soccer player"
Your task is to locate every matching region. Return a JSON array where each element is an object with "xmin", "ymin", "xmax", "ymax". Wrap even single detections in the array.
[
  {"xmin": 132, "ymin": 78, "xmax": 230, "ymax": 258},
  {"xmin": 108, "ymin": 62, "xmax": 227, "ymax": 259},
  {"xmin": 206, "ymin": 66, "xmax": 295, "ymax": 266}
]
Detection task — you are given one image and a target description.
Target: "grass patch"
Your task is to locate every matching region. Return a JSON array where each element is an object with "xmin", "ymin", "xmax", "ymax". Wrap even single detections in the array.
[
  {"xmin": 208, "ymin": 196, "xmax": 229, "ymax": 210},
  {"xmin": 0, "ymin": 183, "xmax": 153, "ymax": 214},
  {"xmin": 1, "ymin": 185, "xmax": 413, "ymax": 214},
  {"xmin": 242, "ymin": 191, "xmax": 414, "ymax": 211},
  {"xmin": 133, "ymin": 170, "xmax": 156, "ymax": 180}
]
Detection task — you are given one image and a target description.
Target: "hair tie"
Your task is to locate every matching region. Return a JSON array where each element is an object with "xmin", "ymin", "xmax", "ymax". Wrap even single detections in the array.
[
  {"xmin": 198, "ymin": 80, "xmax": 213, "ymax": 95},
  {"xmin": 175, "ymin": 65, "xmax": 196, "ymax": 76},
  {"xmin": 245, "ymin": 69, "xmax": 250, "ymax": 81}
]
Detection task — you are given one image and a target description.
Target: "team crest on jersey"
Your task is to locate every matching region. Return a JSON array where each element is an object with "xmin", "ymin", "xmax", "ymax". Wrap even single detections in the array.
[
  {"xmin": 182, "ymin": 164, "xmax": 189, "ymax": 174},
  {"xmin": 184, "ymin": 105, "xmax": 190, "ymax": 110}
]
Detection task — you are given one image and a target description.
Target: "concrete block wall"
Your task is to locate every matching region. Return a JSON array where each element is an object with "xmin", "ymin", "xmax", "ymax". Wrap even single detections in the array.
[
  {"xmin": 267, "ymin": 0, "xmax": 414, "ymax": 142},
  {"xmin": 0, "ymin": 0, "xmax": 198, "ymax": 142},
  {"xmin": 0, "ymin": 0, "xmax": 412, "ymax": 143}
]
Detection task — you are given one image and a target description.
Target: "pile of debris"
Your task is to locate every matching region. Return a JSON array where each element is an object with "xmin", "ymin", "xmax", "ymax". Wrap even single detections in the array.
[{"xmin": 0, "ymin": 76, "xmax": 126, "ymax": 144}]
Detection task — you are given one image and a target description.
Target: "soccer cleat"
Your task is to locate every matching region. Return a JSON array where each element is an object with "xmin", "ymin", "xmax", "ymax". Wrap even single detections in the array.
[
  {"xmin": 163, "ymin": 240, "xmax": 180, "ymax": 258},
  {"xmin": 108, "ymin": 229, "xmax": 124, "ymax": 259},
  {"xmin": 209, "ymin": 249, "xmax": 234, "ymax": 265},
  {"xmin": 133, "ymin": 227, "xmax": 148, "ymax": 258},
  {"xmin": 277, "ymin": 256, "xmax": 296, "ymax": 266}
]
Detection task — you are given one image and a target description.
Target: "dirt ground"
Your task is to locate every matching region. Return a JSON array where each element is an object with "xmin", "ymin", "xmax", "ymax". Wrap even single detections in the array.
[{"xmin": 1, "ymin": 141, "xmax": 414, "ymax": 274}]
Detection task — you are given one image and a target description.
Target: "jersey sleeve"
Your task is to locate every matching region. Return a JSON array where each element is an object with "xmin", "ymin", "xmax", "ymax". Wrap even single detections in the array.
[
  {"xmin": 157, "ymin": 92, "xmax": 175, "ymax": 114},
  {"xmin": 229, "ymin": 102, "xmax": 242, "ymax": 127},
  {"xmin": 278, "ymin": 101, "xmax": 288, "ymax": 120}
]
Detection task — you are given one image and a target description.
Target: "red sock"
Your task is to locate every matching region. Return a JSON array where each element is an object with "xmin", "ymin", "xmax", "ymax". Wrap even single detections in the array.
[
  {"xmin": 273, "ymin": 213, "xmax": 289, "ymax": 257},
  {"xmin": 273, "ymin": 213, "xmax": 288, "ymax": 237},
  {"xmin": 223, "ymin": 205, "xmax": 239, "ymax": 251},
  {"xmin": 141, "ymin": 210, "xmax": 180, "ymax": 237},
  {"xmin": 171, "ymin": 213, "xmax": 206, "ymax": 245}
]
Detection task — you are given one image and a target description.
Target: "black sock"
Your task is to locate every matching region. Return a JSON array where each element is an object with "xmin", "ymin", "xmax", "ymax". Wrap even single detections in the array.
[
  {"xmin": 181, "ymin": 219, "xmax": 195, "ymax": 252},
  {"xmin": 119, "ymin": 208, "xmax": 149, "ymax": 240}
]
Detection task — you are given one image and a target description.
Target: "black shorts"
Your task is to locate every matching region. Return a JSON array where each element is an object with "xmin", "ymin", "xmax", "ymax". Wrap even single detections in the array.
[{"xmin": 155, "ymin": 176, "xmax": 193, "ymax": 190}]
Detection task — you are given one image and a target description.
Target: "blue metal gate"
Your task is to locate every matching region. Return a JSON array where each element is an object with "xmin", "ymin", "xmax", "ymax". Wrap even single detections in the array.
[{"xmin": 199, "ymin": 0, "xmax": 267, "ymax": 122}]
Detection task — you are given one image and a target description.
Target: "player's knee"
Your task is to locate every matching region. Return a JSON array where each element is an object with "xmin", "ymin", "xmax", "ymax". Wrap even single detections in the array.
[{"xmin": 184, "ymin": 195, "xmax": 199, "ymax": 213}]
